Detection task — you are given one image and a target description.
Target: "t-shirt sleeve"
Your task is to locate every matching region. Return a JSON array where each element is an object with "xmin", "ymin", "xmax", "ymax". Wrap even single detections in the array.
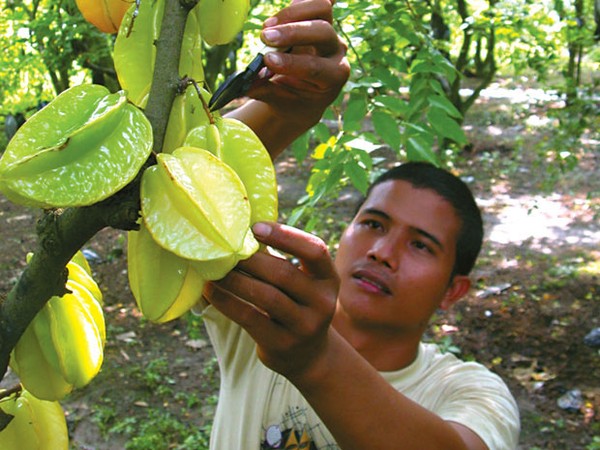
[{"xmin": 435, "ymin": 362, "xmax": 520, "ymax": 450}]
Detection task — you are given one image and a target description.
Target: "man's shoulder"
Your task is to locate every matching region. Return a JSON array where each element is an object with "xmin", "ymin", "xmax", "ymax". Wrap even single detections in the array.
[{"xmin": 419, "ymin": 342, "xmax": 498, "ymax": 377}]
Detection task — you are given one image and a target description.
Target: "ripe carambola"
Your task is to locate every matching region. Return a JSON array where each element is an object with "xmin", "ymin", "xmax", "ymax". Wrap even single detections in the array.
[
  {"xmin": 184, "ymin": 118, "xmax": 278, "ymax": 224},
  {"xmin": 128, "ymin": 222, "xmax": 206, "ymax": 323},
  {"xmin": 0, "ymin": 389, "xmax": 68, "ymax": 450},
  {"xmin": 46, "ymin": 280, "xmax": 105, "ymax": 388},
  {"xmin": 9, "ymin": 254, "xmax": 105, "ymax": 401},
  {"xmin": 133, "ymin": 146, "xmax": 266, "ymax": 322},
  {"xmin": 0, "ymin": 84, "xmax": 153, "ymax": 208},
  {"xmin": 75, "ymin": 0, "xmax": 130, "ymax": 34}
]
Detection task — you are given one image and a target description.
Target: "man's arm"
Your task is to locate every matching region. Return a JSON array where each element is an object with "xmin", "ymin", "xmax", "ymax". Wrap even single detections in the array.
[
  {"xmin": 226, "ymin": 0, "xmax": 350, "ymax": 159},
  {"xmin": 206, "ymin": 222, "xmax": 489, "ymax": 450}
]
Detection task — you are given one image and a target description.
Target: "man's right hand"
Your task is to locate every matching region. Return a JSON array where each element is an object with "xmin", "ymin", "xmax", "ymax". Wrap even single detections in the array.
[
  {"xmin": 204, "ymin": 221, "xmax": 340, "ymax": 382},
  {"xmin": 226, "ymin": 0, "xmax": 350, "ymax": 158}
]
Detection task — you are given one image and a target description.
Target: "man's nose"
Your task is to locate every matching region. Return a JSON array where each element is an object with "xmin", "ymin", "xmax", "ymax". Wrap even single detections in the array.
[{"xmin": 367, "ymin": 234, "xmax": 401, "ymax": 271}]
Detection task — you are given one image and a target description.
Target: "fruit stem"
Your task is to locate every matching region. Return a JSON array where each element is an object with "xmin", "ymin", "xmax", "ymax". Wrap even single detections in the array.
[
  {"xmin": 0, "ymin": 384, "xmax": 21, "ymax": 402},
  {"xmin": 186, "ymin": 78, "xmax": 216, "ymax": 125}
]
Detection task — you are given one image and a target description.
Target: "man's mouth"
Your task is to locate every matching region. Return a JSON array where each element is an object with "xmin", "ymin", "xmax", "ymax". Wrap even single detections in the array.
[{"xmin": 352, "ymin": 269, "xmax": 392, "ymax": 295}]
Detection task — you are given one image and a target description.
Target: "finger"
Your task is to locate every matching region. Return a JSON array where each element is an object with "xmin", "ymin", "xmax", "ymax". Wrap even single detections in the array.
[
  {"xmin": 215, "ymin": 265, "xmax": 304, "ymax": 326},
  {"xmin": 207, "ymin": 282, "xmax": 291, "ymax": 347},
  {"xmin": 250, "ymin": 222, "xmax": 338, "ymax": 280},
  {"xmin": 261, "ymin": 50, "xmax": 348, "ymax": 91},
  {"xmin": 262, "ymin": 19, "xmax": 344, "ymax": 57},
  {"xmin": 205, "ymin": 279, "xmax": 274, "ymax": 326},
  {"xmin": 267, "ymin": 0, "xmax": 334, "ymax": 27},
  {"xmin": 234, "ymin": 251, "xmax": 317, "ymax": 308}
]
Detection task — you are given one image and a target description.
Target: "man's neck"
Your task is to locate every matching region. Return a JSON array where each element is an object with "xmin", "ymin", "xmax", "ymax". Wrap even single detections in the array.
[{"xmin": 332, "ymin": 313, "xmax": 423, "ymax": 372}]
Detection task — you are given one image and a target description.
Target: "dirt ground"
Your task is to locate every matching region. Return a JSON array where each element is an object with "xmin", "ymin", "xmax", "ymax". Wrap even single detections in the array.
[{"xmin": 0, "ymin": 95, "xmax": 599, "ymax": 449}]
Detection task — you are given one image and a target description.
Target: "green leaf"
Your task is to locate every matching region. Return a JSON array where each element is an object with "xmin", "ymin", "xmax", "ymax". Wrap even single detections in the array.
[
  {"xmin": 427, "ymin": 107, "xmax": 467, "ymax": 145},
  {"xmin": 372, "ymin": 67, "xmax": 401, "ymax": 91},
  {"xmin": 407, "ymin": 95, "xmax": 428, "ymax": 122},
  {"xmin": 343, "ymin": 95, "xmax": 368, "ymax": 132},
  {"xmin": 314, "ymin": 122, "xmax": 331, "ymax": 143},
  {"xmin": 324, "ymin": 162, "xmax": 344, "ymax": 194},
  {"xmin": 428, "ymin": 95, "xmax": 463, "ymax": 119},
  {"xmin": 291, "ymin": 131, "xmax": 310, "ymax": 162},
  {"xmin": 432, "ymin": 52, "xmax": 457, "ymax": 82},
  {"xmin": 371, "ymin": 110, "xmax": 401, "ymax": 151},
  {"xmin": 410, "ymin": 60, "xmax": 439, "ymax": 75},
  {"xmin": 344, "ymin": 159, "xmax": 369, "ymax": 194},
  {"xmin": 354, "ymin": 150, "xmax": 374, "ymax": 170},
  {"xmin": 373, "ymin": 95, "xmax": 408, "ymax": 116},
  {"xmin": 287, "ymin": 205, "xmax": 307, "ymax": 227},
  {"xmin": 406, "ymin": 136, "xmax": 439, "ymax": 166}
]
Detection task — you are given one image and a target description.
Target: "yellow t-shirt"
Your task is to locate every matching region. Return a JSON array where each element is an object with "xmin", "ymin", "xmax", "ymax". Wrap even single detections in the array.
[{"xmin": 201, "ymin": 304, "xmax": 520, "ymax": 450}]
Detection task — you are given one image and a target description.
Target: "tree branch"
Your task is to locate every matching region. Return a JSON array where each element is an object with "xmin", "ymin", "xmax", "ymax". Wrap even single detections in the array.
[
  {"xmin": 145, "ymin": 0, "xmax": 199, "ymax": 153},
  {"xmin": 0, "ymin": 189, "xmax": 140, "ymax": 385}
]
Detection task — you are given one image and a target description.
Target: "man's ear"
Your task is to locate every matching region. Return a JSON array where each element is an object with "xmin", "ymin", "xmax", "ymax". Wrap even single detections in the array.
[{"xmin": 440, "ymin": 275, "xmax": 471, "ymax": 310}]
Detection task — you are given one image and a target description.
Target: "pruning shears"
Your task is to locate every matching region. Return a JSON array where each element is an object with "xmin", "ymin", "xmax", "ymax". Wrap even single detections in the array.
[{"xmin": 208, "ymin": 46, "xmax": 288, "ymax": 112}]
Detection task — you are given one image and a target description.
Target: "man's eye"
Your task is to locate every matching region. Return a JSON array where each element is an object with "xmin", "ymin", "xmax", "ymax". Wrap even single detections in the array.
[
  {"xmin": 413, "ymin": 240, "xmax": 432, "ymax": 253},
  {"xmin": 363, "ymin": 219, "xmax": 382, "ymax": 229}
]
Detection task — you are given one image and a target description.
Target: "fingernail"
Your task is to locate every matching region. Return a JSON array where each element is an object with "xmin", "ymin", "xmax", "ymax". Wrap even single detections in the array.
[
  {"xmin": 262, "ymin": 28, "xmax": 281, "ymax": 44},
  {"xmin": 264, "ymin": 17, "xmax": 278, "ymax": 27},
  {"xmin": 265, "ymin": 52, "xmax": 283, "ymax": 67},
  {"xmin": 257, "ymin": 67, "xmax": 274, "ymax": 80},
  {"xmin": 252, "ymin": 222, "xmax": 272, "ymax": 238}
]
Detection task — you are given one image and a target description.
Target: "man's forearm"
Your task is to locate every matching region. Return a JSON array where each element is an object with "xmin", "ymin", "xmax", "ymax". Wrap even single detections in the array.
[{"xmin": 225, "ymin": 100, "xmax": 320, "ymax": 160}]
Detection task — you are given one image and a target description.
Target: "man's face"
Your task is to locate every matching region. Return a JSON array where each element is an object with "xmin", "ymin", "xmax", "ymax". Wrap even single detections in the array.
[{"xmin": 334, "ymin": 179, "xmax": 465, "ymax": 334}]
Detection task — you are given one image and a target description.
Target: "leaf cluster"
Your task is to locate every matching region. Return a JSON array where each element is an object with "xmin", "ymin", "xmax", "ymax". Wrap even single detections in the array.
[{"xmin": 0, "ymin": 0, "xmax": 115, "ymax": 118}]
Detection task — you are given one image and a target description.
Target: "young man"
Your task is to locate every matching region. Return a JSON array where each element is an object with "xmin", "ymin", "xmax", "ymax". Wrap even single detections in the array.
[
  {"xmin": 203, "ymin": 1, "xmax": 520, "ymax": 449},
  {"xmin": 201, "ymin": 163, "xmax": 520, "ymax": 450}
]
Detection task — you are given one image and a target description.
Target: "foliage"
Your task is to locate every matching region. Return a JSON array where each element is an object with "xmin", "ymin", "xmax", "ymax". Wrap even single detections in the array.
[
  {"xmin": 284, "ymin": 0, "xmax": 599, "ymax": 229},
  {"xmin": 286, "ymin": 0, "xmax": 469, "ymax": 229},
  {"xmin": 0, "ymin": 0, "xmax": 116, "ymax": 115}
]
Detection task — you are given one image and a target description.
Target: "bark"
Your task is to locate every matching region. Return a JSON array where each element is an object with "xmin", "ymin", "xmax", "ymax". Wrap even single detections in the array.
[
  {"xmin": 595, "ymin": 0, "xmax": 600, "ymax": 40},
  {"xmin": 145, "ymin": 0, "xmax": 198, "ymax": 153}
]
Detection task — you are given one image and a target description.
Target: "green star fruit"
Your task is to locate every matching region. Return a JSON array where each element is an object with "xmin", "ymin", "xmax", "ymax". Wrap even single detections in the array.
[
  {"xmin": 141, "ymin": 146, "xmax": 258, "ymax": 261},
  {"xmin": 0, "ymin": 84, "xmax": 152, "ymax": 208}
]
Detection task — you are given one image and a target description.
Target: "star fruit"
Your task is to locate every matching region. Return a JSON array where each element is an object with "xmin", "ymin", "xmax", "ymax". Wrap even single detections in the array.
[
  {"xmin": 75, "ymin": 0, "xmax": 131, "ymax": 34},
  {"xmin": 0, "ymin": 389, "xmax": 68, "ymax": 450},
  {"xmin": 198, "ymin": 0, "xmax": 250, "ymax": 45},
  {"xmin": 141, "ymin": 146, "xmax": 259, "ymax": 266},
  {"xmin": 0, "ymin": 84, "xmax": 152, "ymax": 208},
  {"xmin": 127, "ymin": 221, "xmax": 206, "ymax": 323},
  {"xmin": 114, "ymin": 0, "xmax": 204, "ymax": 108},
  {"xmin": 184, "ymin": 117, "xmax": 278, "ymax": 224}
]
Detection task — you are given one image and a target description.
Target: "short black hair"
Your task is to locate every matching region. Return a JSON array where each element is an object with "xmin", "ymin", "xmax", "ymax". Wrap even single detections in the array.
[{"xmin": 360, "ymin": 162, "xmax": 483, "ymax": 276}]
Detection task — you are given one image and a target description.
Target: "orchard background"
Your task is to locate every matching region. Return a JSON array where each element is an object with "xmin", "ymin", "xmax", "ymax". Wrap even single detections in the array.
[{"xmin": 1, "ymin": 0, "xmax": 599, "ymax": 448}]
